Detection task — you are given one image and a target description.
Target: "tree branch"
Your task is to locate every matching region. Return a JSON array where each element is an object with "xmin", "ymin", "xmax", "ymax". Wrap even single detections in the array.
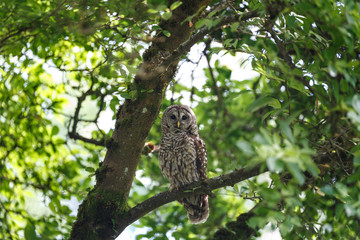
[
  {"xmin": 203, "ymin": 40, "xmax": 224, "ymax": 108},
  {"xmin": 202, "ymin": 39, "xmax": 234, "ymax": 123},
  {"xmin": 67, "ymin": 75, "xmax": 112, "ymax": 147},
  {"xmin": 141, "ymin": 9, "xmax": 260, "ymax": 81},
  {"xmin": 116, "ymin": 163, "xmax": 267, "ymax": 233},
  {"xmin": 68, "ymin": 132, "xmax": 106, "ymax": 147}
]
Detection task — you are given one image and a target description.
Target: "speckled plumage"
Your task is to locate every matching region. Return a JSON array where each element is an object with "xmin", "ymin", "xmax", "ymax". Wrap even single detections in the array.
[{"xmin": 159, "ymin": 105, "xmax": 209, "ymax": 224}]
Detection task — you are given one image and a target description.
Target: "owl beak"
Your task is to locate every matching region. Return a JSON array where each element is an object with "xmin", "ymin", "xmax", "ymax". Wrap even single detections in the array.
[{"xmin": 177, "ymin": 121, "xmax": 180, "ymax": 127}]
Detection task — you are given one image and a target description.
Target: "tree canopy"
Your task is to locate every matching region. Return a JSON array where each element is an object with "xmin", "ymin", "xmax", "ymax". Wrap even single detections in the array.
[{"xmin": 1, "ymin": 0, "xmax": 360, "ymax": 239}]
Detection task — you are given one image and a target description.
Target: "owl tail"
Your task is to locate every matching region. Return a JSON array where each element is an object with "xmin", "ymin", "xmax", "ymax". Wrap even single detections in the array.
[{"xmin": 181, "ymin": 194, "xmax": 209, "ymax": 224}]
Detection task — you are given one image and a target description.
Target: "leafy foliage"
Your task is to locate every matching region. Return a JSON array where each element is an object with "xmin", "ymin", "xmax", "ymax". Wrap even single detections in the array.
[{"xmin": 1, "ymin": 0, "xmax": 360, "ymax": 239}]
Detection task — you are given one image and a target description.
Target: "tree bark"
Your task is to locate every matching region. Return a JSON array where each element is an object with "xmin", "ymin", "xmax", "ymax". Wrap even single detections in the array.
[{"xmin": 69, "ymin": 1, "xmax": 211, "ymax": 239}]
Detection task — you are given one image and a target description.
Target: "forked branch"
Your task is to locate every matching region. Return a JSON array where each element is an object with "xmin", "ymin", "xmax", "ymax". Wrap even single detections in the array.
[{"xmin": 141, "ymin": 9, "xmax": 260, "ymax": 81}]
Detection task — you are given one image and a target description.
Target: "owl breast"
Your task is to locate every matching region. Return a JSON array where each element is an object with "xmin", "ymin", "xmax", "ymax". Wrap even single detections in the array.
[{"xmin": 159, "ymin": 132, "xmax": 200, "ymax": 190}]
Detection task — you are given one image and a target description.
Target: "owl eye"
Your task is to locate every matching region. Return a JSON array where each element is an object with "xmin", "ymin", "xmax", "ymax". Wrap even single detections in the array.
[
  {"xmin": 170, "ymin": 115, "xmax": 176, "ymax": 120},
  {"xmin": 182, "ymin": 115, "xmax": 187, "ymax": 120}
]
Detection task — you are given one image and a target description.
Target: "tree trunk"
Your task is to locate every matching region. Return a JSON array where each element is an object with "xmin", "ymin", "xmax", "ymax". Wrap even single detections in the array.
[{"xmin": 69, "ymin": 1, "xmax": 211, "ymax": 239}]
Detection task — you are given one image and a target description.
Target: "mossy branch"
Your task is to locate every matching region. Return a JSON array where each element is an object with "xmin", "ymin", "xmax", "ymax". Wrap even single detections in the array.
[{"xmin": 116, "ymin": 163, "xmax": 267, "ymax": 234}]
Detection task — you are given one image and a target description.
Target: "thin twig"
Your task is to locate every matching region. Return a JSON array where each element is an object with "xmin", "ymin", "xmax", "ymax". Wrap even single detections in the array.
[{"xmin": 67, "ymin": 79, "xmax": 109, "ymax": 147}]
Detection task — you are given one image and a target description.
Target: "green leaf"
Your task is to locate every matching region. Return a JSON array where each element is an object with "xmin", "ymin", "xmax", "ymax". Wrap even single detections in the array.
[
  {"xmin": 231, "ymin": 22, "xmax": 240, "ymax": 32},
  {"xmin": 236, "ymin": 140, "xmax": 255, "ymax": 156},
  {"xmin": 287, "ymin": 162, "xmax": 305, "ymax": 185},
  {"xmin": 151, "ymin": 25, "xmax": 162, "ymax": 30},
  {"xmin": 278, "ymin": 120, "xmax": 294, "ymax": 144},
  {"xmin": 286, "ymin": 15, "xmax": 297, "ymax": 28},
  {"xmin": 51, "ymin": 126, "xmax": 59, "ymax": 136},
  {"xmin": 170, "ymin": 1, "xmax": 183, "ymax": 11},
  {"xmin": 24, "ymin": 222, "xmax": 39, "ymax": 240},
  {"xmin": 340, "ymin": 78, "xmax": 349, "ymax": 92},
  {"xmin": 246, "ymin": 96, "xmax": 281, "ymax": 112},
  {"xmin": 85, "ymin": 167, "xmax": 95, "ymax": 173},
  {"xmin": 332, "ymin": 79, "xmax": 340, "ymax": 102},
  {"xmin": 162, "ymin": 30, "xmax": 171, "ymax": 37},
  {"xmin": 354, "ymin": 155, "xmax": 360, "ymax": 166},
  {"xmin": 120, "ymin": 93, "xmax": 131, "ymax": 99},
  {"xmin": 335, "ymin": 204, "xmax": 344, "ymax": 219},
  {"xmin": 162, "ymin": 11, "xmax": 172, "ymax": 20},
  {"xmin": 49, "ymin": 201, "xmax": 57, "ymax": 213},
  {"xmin": 267, "ymin": 156, "xmax": 284, "ymax": 172},
  {"xmin": 344, "ymin": 204, "xmax": 356, "ymax": 217},
  {"xmin": 110, "ymin": 96, "xmax": 118, "ymax": 112},
  {"xmin": 321, "ymin": 185, "xmax": 334, "ymax": 195},
  {"xmin": 195, "ymin": 18, "xmax": 220, "ymax": 30}
]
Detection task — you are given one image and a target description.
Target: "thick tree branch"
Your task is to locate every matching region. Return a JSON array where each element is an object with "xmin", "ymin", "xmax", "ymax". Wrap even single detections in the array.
[{"xmin": 116, "ymin": 163, "xmax": 267, "ymax": 233}]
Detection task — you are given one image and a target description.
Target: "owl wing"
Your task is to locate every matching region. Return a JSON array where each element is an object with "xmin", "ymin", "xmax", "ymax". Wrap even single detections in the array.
[
  {"xmin": 183, "ymin": 134, "xmax": 209, "ymax": 224},
  {"xmin": 189, "ymin": 135, "xmax": 207, "ymax": 179}
]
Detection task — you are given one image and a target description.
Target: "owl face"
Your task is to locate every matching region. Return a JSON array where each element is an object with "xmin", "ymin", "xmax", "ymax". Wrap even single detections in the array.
[{"xmin": 162, "ymin": 105, "xmax": 197, "ymax": 134}]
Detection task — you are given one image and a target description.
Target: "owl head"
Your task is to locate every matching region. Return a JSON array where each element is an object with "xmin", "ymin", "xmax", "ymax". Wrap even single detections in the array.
[{"xmin": 161, "ymin": 105, "xmax": 198, "ymax": 135}]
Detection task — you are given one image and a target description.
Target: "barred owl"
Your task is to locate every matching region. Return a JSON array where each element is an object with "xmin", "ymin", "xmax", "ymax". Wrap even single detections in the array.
[{"xmin": 159, "ymin": 105, "xmax": 209, "ymax": 224}]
